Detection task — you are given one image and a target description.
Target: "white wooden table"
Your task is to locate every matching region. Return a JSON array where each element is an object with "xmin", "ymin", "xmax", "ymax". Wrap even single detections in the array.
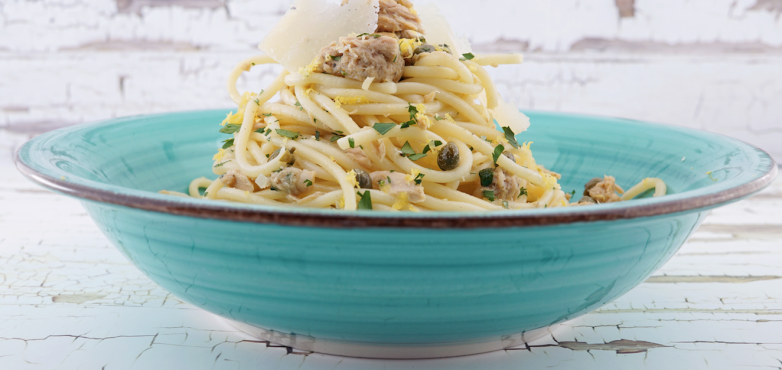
[{"xmin": 1, "ymin": 130, "xmax": 781, "ymax": 370}]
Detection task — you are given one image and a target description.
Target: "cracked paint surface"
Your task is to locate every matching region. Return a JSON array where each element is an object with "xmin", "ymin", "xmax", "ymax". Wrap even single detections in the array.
[
  {"xmin": 0, "ymin": 1, "xmax": 781, "ymax": 162},
  {"xmin": 2, "ymin": 132, "xmax": 782, "ymax": 368}
]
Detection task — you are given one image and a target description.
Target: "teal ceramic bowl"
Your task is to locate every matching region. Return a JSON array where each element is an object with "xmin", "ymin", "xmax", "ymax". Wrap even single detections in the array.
[{"xmin": 16, "ymin": 110, "xmax": 776, "ymax": 358}]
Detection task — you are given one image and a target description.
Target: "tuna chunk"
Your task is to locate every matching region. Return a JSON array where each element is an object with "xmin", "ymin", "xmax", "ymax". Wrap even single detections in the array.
[
  {"xmin": 344, "ymin": 148, "xmax": 372, "ymax": 169},
  {"xmin": 475, "ymin": 168, "xmax": 528, "ymax": 201},
  {"xmin": 585, "ymin": 175, "xmax": 624, "ymax": 203},
  {"xmin": 271, "ymin": 168, "xmax": 315, "ymax": 196},
  {"xmin": 222, "ymin": 170, "xmax": 255, "ymax": 191},
  {"xmin": 313, "ymin": 35, "xmax": 404, "ymax": 83},
  {"xmin": 370, "ymin": 171, "xmax": 426, "ymax": 203},
  {"xmin": 376, "ymin": 0, "xmax": 424, "ymax": 39}
]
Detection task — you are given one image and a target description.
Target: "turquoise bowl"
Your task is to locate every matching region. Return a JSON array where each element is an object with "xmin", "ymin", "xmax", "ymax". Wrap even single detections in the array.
[{"xmin": 16, "ymin": 110, "xmax": 776, "ymax": 358}]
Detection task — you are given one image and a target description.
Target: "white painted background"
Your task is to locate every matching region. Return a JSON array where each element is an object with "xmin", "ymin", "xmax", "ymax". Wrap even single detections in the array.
[{"xmin": 1, "ymin": 0, "xmax": 781, "ymax": 163}]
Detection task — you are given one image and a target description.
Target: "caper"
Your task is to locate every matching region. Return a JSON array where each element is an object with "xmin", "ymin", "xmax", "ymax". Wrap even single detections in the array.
[
  {"xmin": 583, "ymin": 177, "xmax": 603, "ymax": 196},
  {"xmin": 502, "ymin": 151, "xmax": 515, "ymax": 163},
  {"xmin": 437, "ymin": 141, "xmax": 460, "ymax": 171},
  {"xmin": 479, "ymin": 167, "xmax": 494, "ymax": 187},
  {"xmin": 354, "ymin": 168, "xmax": 372, "ymax": 189},
  {"xmin": 270, "ymin": 148, "xmax": 295, "ymax": 166},
  {"xmin": 578, "ymin": 196, "xmax": 597, "ymax": 204},
  {"xmin": 413, "ymin": 44, "xmax": 436, "ymax": 55}
]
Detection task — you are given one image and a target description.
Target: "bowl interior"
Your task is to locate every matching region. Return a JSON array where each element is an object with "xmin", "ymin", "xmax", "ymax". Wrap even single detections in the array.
[{"xmin": 18, "ymin": 109, "xmax": 775, "ymax": 217}]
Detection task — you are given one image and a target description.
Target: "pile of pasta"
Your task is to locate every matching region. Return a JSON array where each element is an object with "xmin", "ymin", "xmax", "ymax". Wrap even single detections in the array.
[{"xmin": 162, "ymin": 44, "xmax": 665, "ymax": 211}]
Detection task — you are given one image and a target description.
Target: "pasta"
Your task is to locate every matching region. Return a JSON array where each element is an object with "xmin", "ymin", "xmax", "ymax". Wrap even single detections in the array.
[{"xmin": 162, "ymin": 0, "xmax": 665, "ymax": 211}]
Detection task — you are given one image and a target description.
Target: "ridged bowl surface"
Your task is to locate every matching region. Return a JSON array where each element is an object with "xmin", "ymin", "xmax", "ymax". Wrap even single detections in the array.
[{"xmin": 16, "ymin": 110, "xmax": 776, "ymax": 353}]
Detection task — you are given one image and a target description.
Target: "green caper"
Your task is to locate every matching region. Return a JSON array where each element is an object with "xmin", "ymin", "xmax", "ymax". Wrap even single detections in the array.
[
  {"xmin": 354, "ymin": 168, "xmax": 372, "ymax": 189},
  {"xmin": 413, "ymin": 44, "xmax": 436, "ymax": 55},
  {"xmin": 578, "ymin": 196, "xmax": 597, "ymax": 204},
  {"xmin": 437, "ymin": 141, "xmax": 460, "ymax": 171},
  {"xmin": 479, "ymin": 167, "xmax": 494, "ymax": 187},
  {"xmin": 583, "ymin": 177, "xmax": 602, "ymax": 196},
  {"xmin": 502, "ymin": 151, "xmax": 515, "ymax": 163}
]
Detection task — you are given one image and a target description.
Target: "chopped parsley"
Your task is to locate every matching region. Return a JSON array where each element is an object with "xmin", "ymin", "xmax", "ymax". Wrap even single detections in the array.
[
  {"xmin": 222, "ymin": 138, "xmax": 234, "ymax": 149},
  {"xmin": 569, "ymin": 190, "xmax": 576, "ymax": 198},
  {"xmin": 479, "ymin": 167, "xmax": 494, "ymax": 186},
  {"xmin": 304, "ymin": 179, "xmax": 313, "ymax": 187},
  {"xmin": 219, "ymin": 124, "xmax": 242, "ymax": 134},
  {"xmin": 372, "ymin": 122, "xmax": 396, "ymax": 135},
  {"xmin": 400, "ymin": 120, "xmax": 416, "ymax": 129},
  {"xmin": 275, "ymin": 129, "xmax": 300, "ymax": 140},
  {"xmin": 254, "ymin": 128, "xmax": 265, "ymax": 134},
  {"xmin": 357, "ymin": 191, "xmax": 373, "ymax": 210},
  {"xmin": 393, "ymin": 54, "xmax": 398, "ymax": 62},
  {"xmin": 413, "ymin": 172, "xmax": 425, "ymax": 185},
  {"xmin": 502, "ymin": 126, "xmax": 520, "ymax": 149},
  {"xmin": 460, "ymin": 52, "xmax": 475, "ymax": 61},
  {"xmin": 407, "ymin": 103, "xmax": 418, "ymax": 120},
  {"xmin": 348, "ymin": 137, "xmax": 355, "ymax": 148},
  {"xmin": 492, "ymin": 144, "xmax": 505, "ymax": 165},
  {"xmin": 483, "ymin": 190, "xmax": 495, "ymax": 202},
  {"xmin": 408, "ymin": 153, "xmax": 427, "ymax": 161},
  {"xmin": 294, "ymin": 101, "xmax": 303, "ymax": 111},
  {"xmin": 519, "ymin": 187, "xmax": 528, "ymax": 198},
  {"xmin": 421, "ymin": 140, "xmax": 443, "ymax": 154},
  {"xmin": 264, "ymin": 128, "xmax": 272, "ymax": 136},
  {"xmin": 330, "ymin": 131, "xmax": 345, "ymax": 142},
  {"xmin": 253, "ymin": 99, "xmax": 260, "ymax": 105},
  {"xmin": 330, "ymin": 136, "xmax": 341, "ymax": 143},
  {"xmin": 378, "ymin": 179, "xmax": 385, "ymax": 187},
  {"xmin": 315, "ymin": 130, "xmax": 320, "ymax": 141},
  {"xmin": 434, "ymin": 115, "xmax": 444, "ymax": 121},
  {"xmin": 356, "ymin": 33, "xmax": 381, "ymax": 38},
  {"xmin": 400, "ymin": 141, "xmax": 416, "ymax": 157},
  {"xmin": 214, "ymin": 161, "xmax": 228, "ymax": 168},
  {"xmin": 387, "ymin": 176, "xmax": 392, "ymax": 184},
  {"xmin": 329, "ymin": 55, "xmax": 342, "ymax": 61}
]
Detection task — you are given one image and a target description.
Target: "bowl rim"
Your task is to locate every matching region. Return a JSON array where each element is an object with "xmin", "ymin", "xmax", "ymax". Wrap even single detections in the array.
[{"xmin": 15, "ymin": 110, "xmax": 778, "ymax": 229}]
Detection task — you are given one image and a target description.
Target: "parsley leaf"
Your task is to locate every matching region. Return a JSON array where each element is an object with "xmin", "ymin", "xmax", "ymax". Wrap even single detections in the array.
[
  {"xmin": 502, "ymin": 126, "xmax": 520, "ymax": 149},
  {"xmin": 222, "ymin": 138, "xmax": 234, "ymax": 149},
  {"xmin": 294, "ymin": 101, "xmax": 303, "ymax": 111},
  {"xmin": 407, "ymin": 103, "xmax": 418, "ymax": 120},
  {"xmin": 519, "ymin": 187, "xmax": 528, "ymax": 198},
  {"xmin": 275, "ymin": 129, "xmax": 300, "ymax": 140},
  {"xmin": 304, "ymin": 179, "xmax": 313, "ymax": 187},
  {"xmin": 315, "ymin": 130, "xmax": 320, "ymax": 141},
  {"xmin": 262, "ymin": 113, "xmax": 272, "ymax": 117},
  {"xmin": 401, "ymin": 141, "xmax": 416, "ymax": 156},
  {"xmin": 357, "ymin": 191, "xmax": 373, "ymax": 210},
  {"xmin": 329, "ymin": 55, "xmax": 342, "ymax": 61},
  {"xmin": 408, "ymin": 153, "xmax": 427, "ymax": 161},
  {"xmin": 461, "ymin": 52, "xmax": 475, "ymax": 61},
  {"xmin": 434, "ymin": 115, "xmax": 444, "ymax": 121},
  {"xmin": 492, "ymin": 144, "xmax": 505, "ymax": 165},
  {"xmin": 569, "ymin": 190, "xmax": 576, "ymax": 198},
  {"xmin": 372, "ymin": 122, "xmax": 396, "ymax": 135},
  {"xmin": 253, "ymin": 99, "xmax": 260, "ymax": 105},
  {"xmin": 330, "ymin": 136, "xmax": 340, "ymax": 143},
  {"xmin": 479, "ymin": 167, "xmax": 494, "ymax": 186},
  {"xmin": 219, "ymin": 124, "xmax": 241, "ymax": 134},
  {"xmin": 254, "ymin": 128, "xmax": 265, "ymax": 134},
  {"xmin": 414, "ymin": 173, "xmax": 425, "ymax": 185},
  {"xmin": 393, "ymin": 54, "xmax": 398, "ymax": 62},
  {"xmin": 400, "ymin": 120, "xmax": 416, "ymax": 129},
  {"xmin": 214, "ymin": 161, "xmax": 228, "ymax": 168},
  {"xmin": 483, "ymin": 190, "xmax": 495, "ymax": 201},
  {"xmin": 348, "ymin": 137, "xmax": 355, "ymax": 148}
]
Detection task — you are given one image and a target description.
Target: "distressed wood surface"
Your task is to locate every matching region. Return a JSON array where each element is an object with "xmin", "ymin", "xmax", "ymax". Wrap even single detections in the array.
[
  {"xmin": 1, "ymin": 0, "xmax": 781, "ymax": 161},
  {"xmin": 1, "ymin": 129, "xmax": 781, "ymax": 369}
]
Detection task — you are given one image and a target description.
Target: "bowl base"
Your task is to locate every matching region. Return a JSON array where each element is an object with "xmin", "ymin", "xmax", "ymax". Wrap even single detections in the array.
[{"xmin": 220, "ymin": 316, "xmax": 562, "ymax": 359}]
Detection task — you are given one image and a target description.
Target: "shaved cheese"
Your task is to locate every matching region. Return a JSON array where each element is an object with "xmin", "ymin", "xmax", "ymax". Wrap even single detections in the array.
[
  {"xmin": 491, "ymin": 98, "xmax": 530, "ymax": 134},
  {"xmin": 259, "ymin": 0, "xmax": 380, "ymax": 73},
  {"xmin": 362, "ymin": 77, "xmax": 375, "ymax": 90},
  {"xmin": 417, "ymin": 3, "xmax": 472, "ymax": 56},
  {"xmin": 255, "ymin": 174, "xmax": 270, "ymax": 189}
]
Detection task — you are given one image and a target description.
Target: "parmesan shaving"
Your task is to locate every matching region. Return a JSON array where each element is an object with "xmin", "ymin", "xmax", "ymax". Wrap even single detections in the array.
[
  {"xmin": 259, "ymin": 0, "xmax": 380, "ymax": 73},
  {"xmin": 417, "ymin": 3, "xmax": 472, "ymax": 56},
  {"xmin": 362, "ymin": 77, "xmax": 375, "ymax": 90},
  {"xmin": 491, "ymin": 98, "xmax": 530, "ymax": 134}
]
